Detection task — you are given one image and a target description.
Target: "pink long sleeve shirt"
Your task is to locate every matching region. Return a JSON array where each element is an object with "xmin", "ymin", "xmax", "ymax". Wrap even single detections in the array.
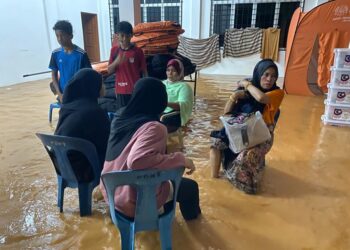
[{"xmin": 100, "ymin": 121, "xmax": 185, "ymax": 218}]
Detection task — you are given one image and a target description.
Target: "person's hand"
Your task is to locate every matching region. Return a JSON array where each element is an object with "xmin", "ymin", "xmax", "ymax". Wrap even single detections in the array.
[
  {"xmin": 115, "ymin": 52, "xmax": 127, "ymax": 65},
  {"xmin": 184, "ymin": 158, "xmax": 195, "ymax": 175},
  {"xmin": 238, "ymin": 79, "xmax": 252, "ymax": 89}
]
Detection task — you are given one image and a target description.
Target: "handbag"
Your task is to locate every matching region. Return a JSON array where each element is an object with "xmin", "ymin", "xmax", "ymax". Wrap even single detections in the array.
[{"xmin": 219, "ymin": 111, "xmax": 271, "ymax": 153}]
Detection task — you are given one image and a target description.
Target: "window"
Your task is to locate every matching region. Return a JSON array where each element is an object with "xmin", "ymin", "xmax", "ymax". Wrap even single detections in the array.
[
  {"xmin": 146, "ymin": 7, "xmax": 162, "ymax": 22},
  {"xmin": 213, "ymin": 4, "xmax": 231, "ymax": 35},
  {"xmin": 165, "ymin": 6, "xmax": 180, "ymax": 23},
  {"xmin": 211, "ymin": 0, "xmax": 303, "ymax": 48},
  {"xmin": 109, "ymin": 0, "xmax": 119, "ymax": 41},
  {"xmin": 234, "ymin": 4, "xmax": 253, "ymax": 29},
  {"xmin": 141, "ymin": 0, "xmax": 182, "ymax": 24},
  {"xmin": 255, "ymin": 3, "xmax": 275, "ymax": 28},
  {"xmin": 278, "ymin": 2, "xmax": 300, "ymax": 48}
]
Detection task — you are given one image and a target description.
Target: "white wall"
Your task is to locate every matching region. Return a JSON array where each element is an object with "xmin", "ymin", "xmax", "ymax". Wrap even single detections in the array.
[
  {"xmin": 0, "ymin": 0, "xmax": 111, "ymax": 87},
  {"xmin": 0, "ymin": 0, "xmax": 52, "ymax": 86},
  {"xmin": 97, "ymin": 0, "xmax": 113, "ymax": 61}
]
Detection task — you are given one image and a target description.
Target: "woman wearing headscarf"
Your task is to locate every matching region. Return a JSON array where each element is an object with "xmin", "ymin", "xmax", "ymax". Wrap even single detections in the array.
[
  {"xmin": 210, "ymin": 59, "xmax": 284, "ymax": 194},
  {"xmin": 161, "ymin": 59, "xmax": 193, "ymax": 133},
  {"xmin": 55, "ymin": 68, "xmax": 110, "ymax": 182},
  {"xmin": 100, "ymin": 77, "xmax": 201, "ymax": 221}
]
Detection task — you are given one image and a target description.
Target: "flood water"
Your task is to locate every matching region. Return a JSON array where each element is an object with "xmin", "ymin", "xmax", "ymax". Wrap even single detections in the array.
[{"xmin": 1, "ymin": 75, "xmax": 350, "ymax": 249}]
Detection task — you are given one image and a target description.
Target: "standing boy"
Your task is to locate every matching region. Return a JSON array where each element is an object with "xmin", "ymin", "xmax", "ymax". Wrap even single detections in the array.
[
  {"xmin": 49, "ymin": 20, "xmax": 92, "ymax": 102},
  {"xmin": 107, "ymin": 21, "xmax": 147, "ymax": 109}
]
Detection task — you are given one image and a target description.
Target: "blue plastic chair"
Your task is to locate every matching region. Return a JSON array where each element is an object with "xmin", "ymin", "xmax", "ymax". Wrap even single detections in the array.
[
  {"xmin": 49, "ymin": 102, "xmax": 61, "ymax": 123},
  {"xmin": 101, "ymin": 167, "xmax": 185, "ymax": 250},
  {"xmin": 36, "ymin": 133, "xmax": 102, "ymax": 216}
]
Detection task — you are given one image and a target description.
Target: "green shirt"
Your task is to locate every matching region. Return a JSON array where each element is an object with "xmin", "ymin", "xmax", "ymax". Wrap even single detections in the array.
[{"xmin": 163, "ymin": 79, "xmax": 193, "ymax": 126}]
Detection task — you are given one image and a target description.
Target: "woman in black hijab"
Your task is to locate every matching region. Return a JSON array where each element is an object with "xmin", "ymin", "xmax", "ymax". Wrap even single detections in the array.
[
  {"xmin": 210, "ymin": 59, "xmax": 284, "ymax": 194},
  {"xmin": 100, "ymin": 77, "xmax": 201, "ymax": 221},
  {"xmin": 104, "ymin": 76, "xmax": 169, "ymax": 162},
  {"xmin": 55, "ymin": 68, "xmax": 110, "ymax": 182}
]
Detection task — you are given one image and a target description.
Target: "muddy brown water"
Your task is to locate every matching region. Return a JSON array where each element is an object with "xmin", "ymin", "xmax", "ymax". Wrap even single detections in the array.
[{"xmin": 1, "ymin": 76, "xmax": 350, "ymax": 249}]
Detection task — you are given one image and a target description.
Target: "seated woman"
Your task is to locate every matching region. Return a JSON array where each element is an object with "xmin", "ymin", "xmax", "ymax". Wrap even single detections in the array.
[
  {"xmin": 55, "ymin": 68, "xmax": 110, "ymax": 182},
  {"xmin": 210, "ymin": 59, "xmax": 284, "ymax": 194},
  {"xmin": 161, "ymin": 59, "xmax": 193, "ymax": 133},
  {"xmin": 100, "ymin": 77, "xmax": 201, "ymax": 221}
]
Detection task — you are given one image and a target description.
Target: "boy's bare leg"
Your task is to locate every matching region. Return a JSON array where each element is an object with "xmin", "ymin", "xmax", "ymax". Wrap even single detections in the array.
[{"xmin": 210, "ymin": 148, "xmax": 221, "ymax": 178}]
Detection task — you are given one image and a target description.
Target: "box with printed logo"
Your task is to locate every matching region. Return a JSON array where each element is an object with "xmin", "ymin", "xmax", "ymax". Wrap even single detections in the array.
[
  {"xmin": 324, "ymin": 100, "xmax": 350, "ymax": 122},
  {"xmin": 334, "ymin": 48, "xmax": 350, "ymax": 69},
  {"xmin": 330, "ymin": 67, "xmax": 350, "ymax": 87},
  {"xmin": 327, "ymin": 84, "xmax": 350, "ymax": 104}
]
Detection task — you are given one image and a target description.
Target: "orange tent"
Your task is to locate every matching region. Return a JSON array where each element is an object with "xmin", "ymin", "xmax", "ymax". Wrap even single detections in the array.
[{"xmin": 284, "ymin": 0, "xmax": 350, "ymax": 95}]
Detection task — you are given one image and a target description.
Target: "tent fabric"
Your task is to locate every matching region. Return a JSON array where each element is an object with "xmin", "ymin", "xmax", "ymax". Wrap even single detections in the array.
[
  {"xmin": 223, "ymin": 28, "xmax": 263, "ymax": 58},
  {"xmin": 177, "ymin": 35, "xmax": 220, "ymax": 70},
  {"xmin": 261, "ymin": 28, "xmax": 281, "ymax": 62},
  {"xmin": 318, "ymin": 30, "xmax": 350, "ymax": 92},
  {"xmin": 284, "ymin": 0, "xmax": 350, "ymax": 96},
  {"xmin": 285, "ymin": 7, "xmax": 302, "ymax": 66}
]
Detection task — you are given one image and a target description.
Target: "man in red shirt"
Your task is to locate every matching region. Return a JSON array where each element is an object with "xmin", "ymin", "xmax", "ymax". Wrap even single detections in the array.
[{"xmin": 108, "ymin": 21, "xmax": 148, "ymax": 110}]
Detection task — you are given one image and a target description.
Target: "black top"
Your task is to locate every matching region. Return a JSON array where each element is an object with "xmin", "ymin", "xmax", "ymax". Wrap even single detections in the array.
[
  {"xmin": 55, "ymin": 68, "xmax": 110, "ymax": 182},
  {"xmin": 105, "ymin": 77, "xmax": 168, "ymax": 161}
]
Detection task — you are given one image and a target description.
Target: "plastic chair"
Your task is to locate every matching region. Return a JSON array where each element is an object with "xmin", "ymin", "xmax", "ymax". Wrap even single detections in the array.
[
  {"xmin": 49, "ymin": 102, "xmax": 61, "ymax": 123},
  {"xmin": 101, "ymin": 167, "xmax": 185, "ymax": 250},
  {"xmin": 36, "ymin": 133, "xmax": 102, "ymax": 216}
]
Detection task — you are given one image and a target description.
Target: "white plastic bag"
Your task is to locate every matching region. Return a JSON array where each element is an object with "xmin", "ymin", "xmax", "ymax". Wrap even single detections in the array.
[{"xmin": 219, "ymin": 111, "xmax": 271, "ymax": 153}]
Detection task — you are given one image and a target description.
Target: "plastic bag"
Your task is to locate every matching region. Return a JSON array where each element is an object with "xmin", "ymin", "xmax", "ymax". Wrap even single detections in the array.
[{"xmin": 219, "ymin": 111, "xmax": 271, "ymax": 153}]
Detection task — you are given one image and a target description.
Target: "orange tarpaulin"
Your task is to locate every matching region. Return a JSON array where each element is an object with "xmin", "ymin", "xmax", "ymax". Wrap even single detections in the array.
[
  {"xmin": 284, "ymin": 0, "xmax": 350, "ymax": 96},
  {"xmin": 133, "ymin": 21, "xmax": 182, "ymax": 35},
  {"xmin": 132, "ymin": 34, "xmax": 180, "ymax": 48}
]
